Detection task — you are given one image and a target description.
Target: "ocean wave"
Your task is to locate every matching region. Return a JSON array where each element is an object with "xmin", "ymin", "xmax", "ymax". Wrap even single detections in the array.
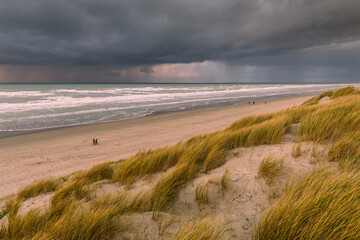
[
  {"xmin": 0, "ymin": 84, "xmax": 347, "ymax": 113},
  {"xmin": 0, "ymin": 83, "xmax": 352, "ymax": 132}
]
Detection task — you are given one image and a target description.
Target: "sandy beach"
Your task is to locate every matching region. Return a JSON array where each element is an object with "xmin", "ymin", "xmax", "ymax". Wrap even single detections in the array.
[{"xmin": 0, "ymin": 95, "xmax": 312, "ymax": 199}]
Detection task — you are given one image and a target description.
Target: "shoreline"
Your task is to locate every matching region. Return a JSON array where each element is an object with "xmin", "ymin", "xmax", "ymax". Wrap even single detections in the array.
[
  {"xmin": 0, "ymin": 94, "xmax": 313, "ymax": 198},
  {"xmin": 0, "ymin": 93, "xmax": 313, "ymax": 140}
]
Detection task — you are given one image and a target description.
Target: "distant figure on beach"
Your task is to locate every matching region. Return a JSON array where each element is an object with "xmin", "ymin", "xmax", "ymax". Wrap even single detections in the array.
[
  {"xmin": 248, "ymin": 101, "xmax": 250, "ymax": 104},
  {"xmin": 253, "ymin": 101, "xmax": 255, "ymax": 104},
  {"xmin": 92, "ymin": 138, "xmax": 99, "ymax": 146},
  {"xmin": 265, "ymin": 101, "xmax": 266, "ymax": 104}
]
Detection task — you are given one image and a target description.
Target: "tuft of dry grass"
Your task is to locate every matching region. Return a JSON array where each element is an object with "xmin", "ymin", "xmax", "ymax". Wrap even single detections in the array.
[
  {"xmin": 114, "ymin": 143, "xmax": 185, "ymax": 184},
  {"xmin": 329, "ymin": 133, "xmax": 360, "ymax": 170},
  {"xmin": 227, "ymin": 113, "xmax": 275, "ymax": 131},
  {"xmin": 243, "ymin": 115, "xmax": 291, "ymax": 146},
  {"xmin": 195, "ymin": 182, "xmax": 210, "ymax": 205},
  {"xmin": 3, "ymin": 208, "xmax": 47, "ymax": 240},
  {"xmin": 51, "ymin": 181, "xmax": 90, "ymax": 209},
  {"xmin": 302, "ymin": 90, "xmax": 333, "ymax": 106},
  {"xmin": 0, "ymin": 208, "xmax": 7, "ymax": 220},
  {"xmin": 17, "ymin": 177, "xmax": 63, "ymax": 201},
  {"xmin": 5, "ymin": 198, "xmax": 21, "ymax": 218},
  {"xmin": 311, "ymin": 145, "xmax": 320, "ymax": 160},
  {"xmin": 258, "ymin": 156, "xmax": 285, "ymax": 183},
  {"xmin": 91, "ymin": 190, "xmax": 152, "ymax": 214},
  {"xmin": 171, "ymin": 217, "xmax": 228, "ymax": 240},
  {"xmin": 74, "ymin": 162, "xmax": 113, "ymax": 184},
  {"xmin": 151, "ymin": 163, "xmax": 196, "ymax": 213},
  {"xmin": 51, "ymin": 162, "xmax": 116, "ymax": 211},
  {"xmin": 331, "ymin": 85, "xmax": 358, "ymax": 99},
  {"xmin": 255, "ymin": 169, "xmax": 360, "ymax": 240},
  {"xmin": 204, "ymin": 144, "xmax": 227, "ymax": 173},
  {"xmin": 1, "ymin": 193, "xmax": 134, "ymax": 240},
  {"xmin": 297, "ymin": 95, "xmax": 360, "ymax": 142},
  {"xmin": 46, "ymin": 203, "xmax": 124, "ymax": 240},
  {"xmin": 291, "ymin": 143, "xmax": 302, "ymax": 158},
  {"xmin": 220, "ymin": 170, "xmax": 230, "ymax": 190}
]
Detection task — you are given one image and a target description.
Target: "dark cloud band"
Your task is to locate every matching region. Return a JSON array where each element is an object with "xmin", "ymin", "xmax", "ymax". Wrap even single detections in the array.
[{"xmin": 0, "ymin": 0, "xmax": 360, "ymax": 66}]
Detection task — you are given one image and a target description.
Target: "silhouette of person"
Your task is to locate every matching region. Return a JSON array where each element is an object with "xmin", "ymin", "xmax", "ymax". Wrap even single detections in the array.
[
  {"xmin": 253, "ymin": 101, "xmax": 255, "ymax": 104},
  {"xmin": 92, "ymin": 138, "xmax": 96, "ymax": 146},
  {"xmin": 95, "ymin": 139, "xmax": 99, "ymax": 145}
]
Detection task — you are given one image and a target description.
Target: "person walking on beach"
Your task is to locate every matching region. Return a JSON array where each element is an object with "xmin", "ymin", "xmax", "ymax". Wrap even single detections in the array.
[
  {"xmin": 92, "ymin": 138, "xmax": 96, "ymax": 146},
  {"xmin": 95, "ymin": 139, "xmax": 99, "ymax": 145}
]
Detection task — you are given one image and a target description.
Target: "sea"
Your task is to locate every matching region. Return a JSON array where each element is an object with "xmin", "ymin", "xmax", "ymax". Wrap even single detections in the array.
[{"xmin": 0, "ymin": 83, "xmax": 352, "ymax": 138}]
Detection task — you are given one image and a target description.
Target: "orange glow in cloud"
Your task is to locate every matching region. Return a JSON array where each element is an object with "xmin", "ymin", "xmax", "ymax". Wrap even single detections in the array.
[{"xmin": 152, "ymin": 61, "xmax": 212, "ymax": 78}]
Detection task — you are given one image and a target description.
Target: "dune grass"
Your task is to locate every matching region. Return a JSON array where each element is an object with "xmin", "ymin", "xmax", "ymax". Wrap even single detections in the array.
[
  {"xmin": 51, "ymin": 162, "xmax": 115, "ymax": 209},
  {"xmin": 227, "ymin": 113, "xmax": 275, "ymax": 131},
  {"xmin": 91, "ymin": 190, "xmax": 152, "ymax": 214},
  {"xmin": 255, "ymin": 169, "xmax": 360, "ymax": 240},
  {"xmin": 151, "ymin": 115, "xmax": 292, "ymax": 212},
  {"xmin": 258, "ymin": 156, "xmax": 285, "ymax": 183},
  {"xmin": 298, "ymin": 95, "xmax": 360, "ymax": 142},
  {"xmin": 329, "ymin": 133, "xmax": 360, "ymax": 170},
  {"xmin": 1, "ymin": 203, "xmax": 125, "ymax": 240},
  {"xmin": 17, "ymin": 177, "xmax": 63, "ymax": 201},
  {"xmin": 1, "ymin": 208, "xmax": 47, "ymax": 240},
  {"xmin": 171, "ymin": 217, "xmax": 228, "ymax": 240},
  {"xmin": 0, "ymin": 209, "xmax": 7, "ymax": 220},
  {"xmin": 113, "ymin": 143, "xmax": 185, "ymax": 184},
  {"xmin": 2, "ymin": 85, "xmax": 359, "ymax": 239},
  {"xmin": 195, "ymin": 182, "xmax": 210, "ymax": 205},
  {"xmin": 74, "ymin": 162, "xmax": 113, "ymax": 184},
  {"xmin": 46, "ymin": 203, "xmax": 123, "ymax": 240},
  {"xmin": 302, "ymin": 90, "xmax": 333, "ymax": 106},
  {"xmin": 1, "ymin": 191, "xmax": 146, "ymax": 239},
  {"xmin": 0, "ymin": 162, "xmax": 120, "ymax": 239},
  {"xmin": 51, "ymin": 181, "xmax": 90, "ymax": 208},
  {"xmin": 291, "ymin": 143, "xmax": 302, "ymax": 158},
  {"xmin": 204, "ymin": 144, "xmax": 227, "ymax": 173},
  {"xmin": 331, "ymin": 85, "xmax": 358, "ymax": 99},
  {"xmin": 220, "ymin": 170, "xmax": 230, "ymax": 190}
]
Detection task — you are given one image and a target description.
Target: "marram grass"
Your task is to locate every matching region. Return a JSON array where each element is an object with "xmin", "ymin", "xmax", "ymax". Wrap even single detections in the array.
[
  {"xmin": 258, "ymin": 156, "xmax": 285, "ymax": 183},
  {"xmin": 329, "ymin": 133, "xmax": 360, "ymax": 171},
  {"xmin": 170, "ymin": 217, "xmax": 228, "ymax": 240},
  {"xmin": 195, "ymin": 182, "xmax": 210, "ymax": 204},
  {"xmin": 17, "ymin": 177, "xmax": 64, "ymax": 201},
  {"xmin": 220, "ymin": 170, "xmax": 230, "ymax": 190},
  {"xmin": 297, "ymin": 95, "xmax": 360, "ymax": 142},
  {"xmin": 255, "ymin": 169, "xmax": 360, "ymax": 240},
  {"xmin": 291, "ymin": 143, "xmax": 302, "ymax": 158},
  {"xmin": 113, "ymin": 143, "xmax": 185, "ymax": 184},
  {"xmin": 302, "ymin": 90, "xmax": 333, "ymax": 106}
]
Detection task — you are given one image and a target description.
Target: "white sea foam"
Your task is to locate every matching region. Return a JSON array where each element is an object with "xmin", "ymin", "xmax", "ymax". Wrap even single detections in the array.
[{"xmin": 0, "ymin": 83, "xmax": 352, "ymax": 132}]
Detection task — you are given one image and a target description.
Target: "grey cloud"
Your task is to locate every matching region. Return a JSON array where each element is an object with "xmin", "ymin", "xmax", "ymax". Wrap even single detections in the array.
[
  {"xmin": 0, "ymin": 0, "xmax": 360, "ymax": 66},
  {"xmin": 139, "ymin": 66, "xmax": 154, "ymax": 73}
]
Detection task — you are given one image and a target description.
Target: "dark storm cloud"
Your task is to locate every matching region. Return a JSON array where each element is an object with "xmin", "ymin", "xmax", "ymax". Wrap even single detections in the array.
[{"xmin": 0, "ymin": 0, "xmax": 360, "ymax": 66}]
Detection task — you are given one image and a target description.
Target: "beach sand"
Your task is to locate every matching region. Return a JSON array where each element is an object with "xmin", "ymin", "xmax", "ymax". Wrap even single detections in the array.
[{"xmin": 0, "ymin": 95, "xmax": 312, "ymax": 199}]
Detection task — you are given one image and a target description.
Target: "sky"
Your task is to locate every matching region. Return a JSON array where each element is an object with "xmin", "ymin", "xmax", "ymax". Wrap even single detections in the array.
[{"xmin": 0, "ymin": 0, "xmax": 360, "ymax": 83}]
